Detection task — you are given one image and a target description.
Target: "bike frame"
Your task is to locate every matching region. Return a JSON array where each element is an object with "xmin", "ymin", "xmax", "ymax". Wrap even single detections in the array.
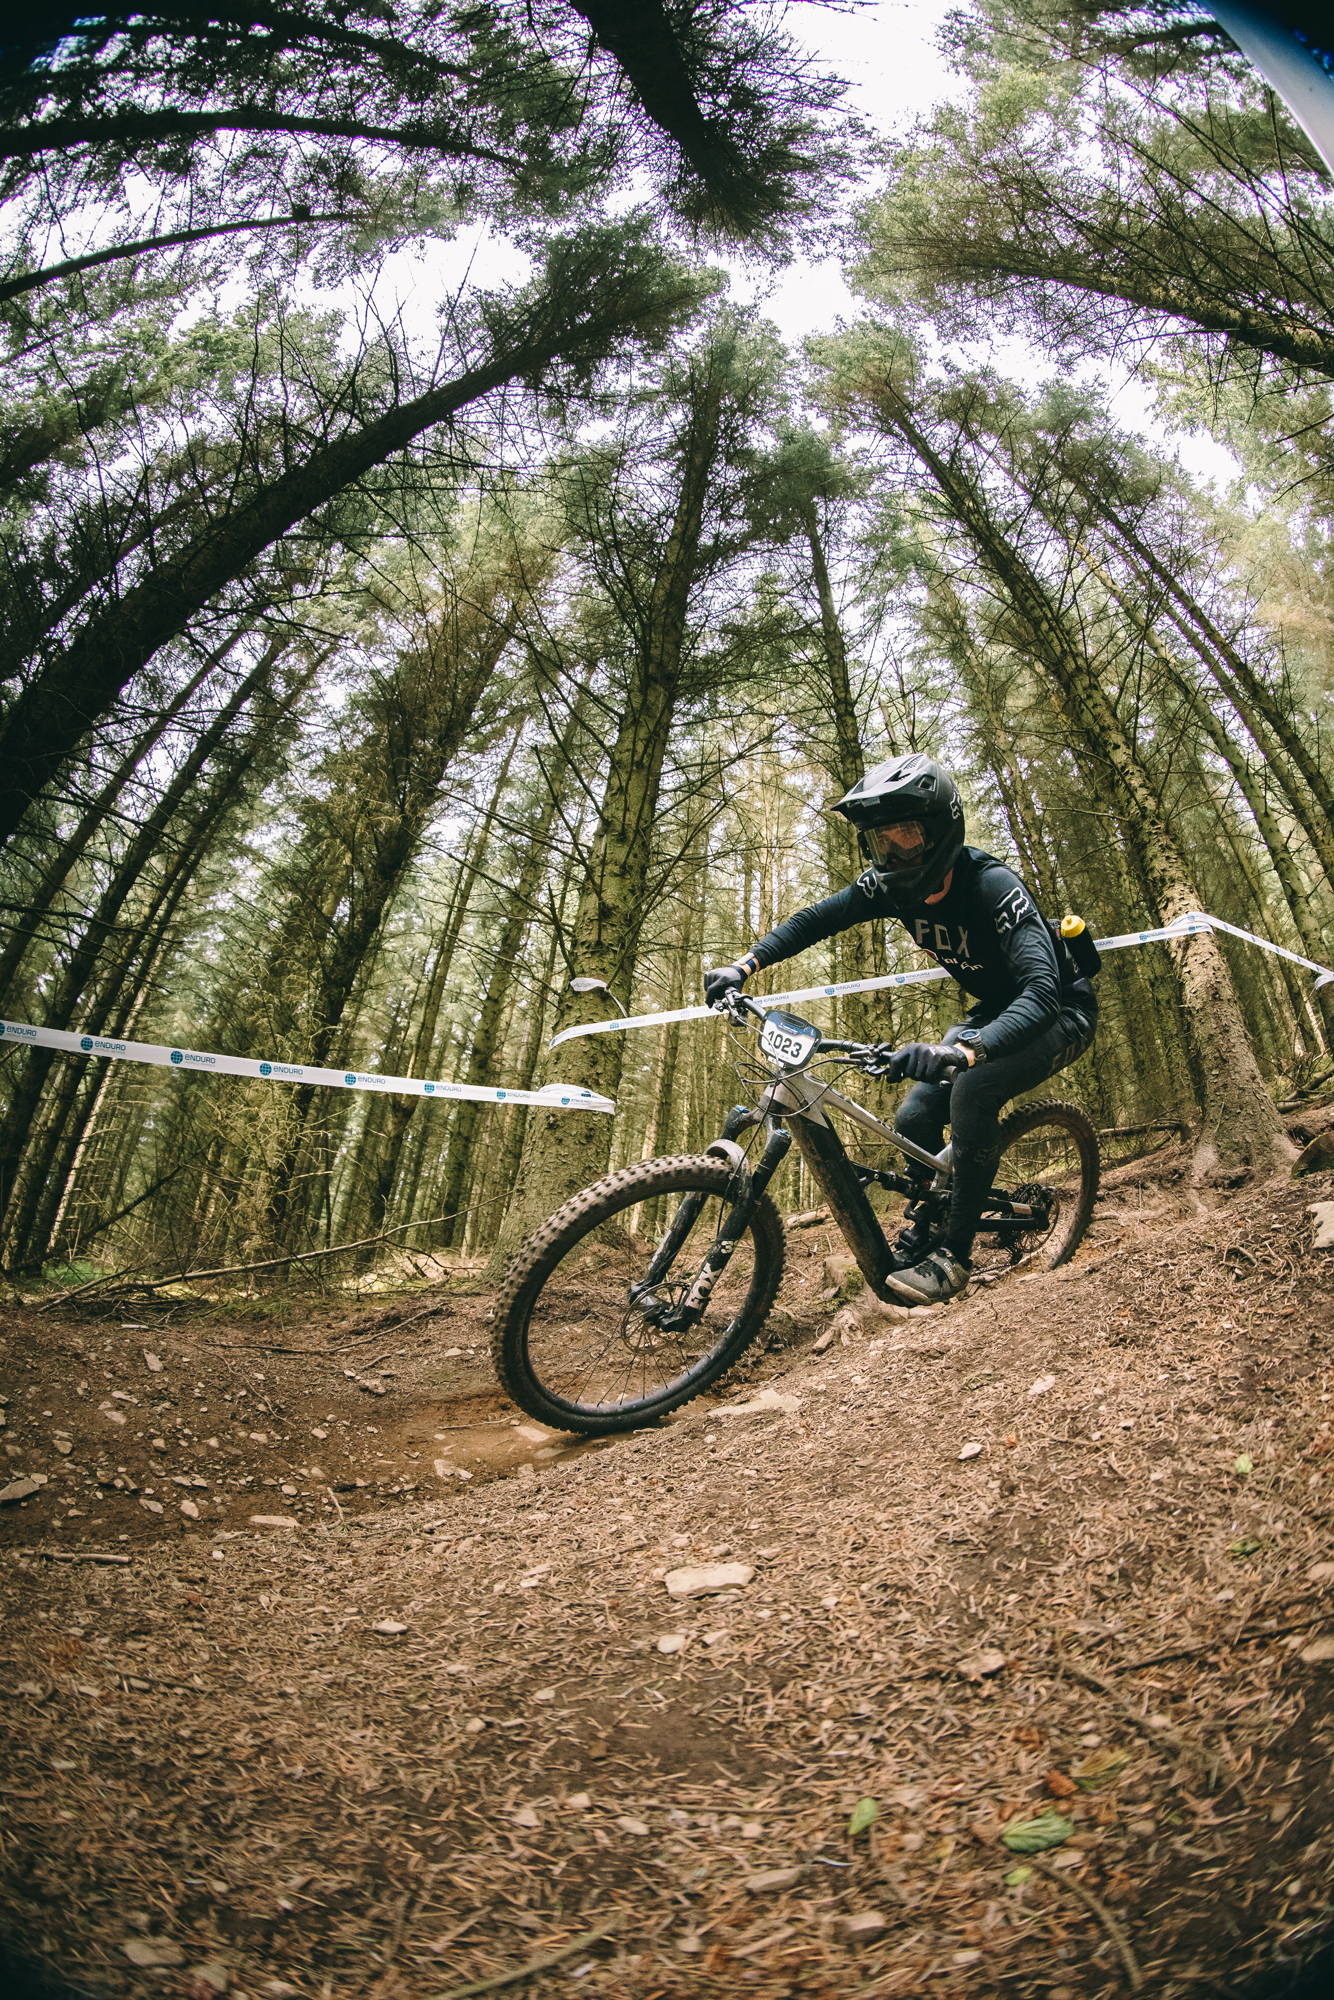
[
  {"xmin": 753, "ymin": 1067, "xmax": 947, "ymax": 1303},
  {"xmin": 679, "ymin": 1002, "xmax": 1048, "ymax": 1318}
]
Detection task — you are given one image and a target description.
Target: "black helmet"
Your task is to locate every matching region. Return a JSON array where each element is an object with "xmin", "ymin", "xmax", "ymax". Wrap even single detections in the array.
[{"xmin": 833, "ymin": 753, "xmax": 965, "ymax": 904}]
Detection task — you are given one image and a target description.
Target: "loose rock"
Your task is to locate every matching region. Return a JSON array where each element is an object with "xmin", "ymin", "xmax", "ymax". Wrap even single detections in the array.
[
  {"xmin": 664, "ymin": 1562, "xmax": 755, "ymax": 1598},
  {"xmin": 186, "ymin": 1960, "xmax": 230, "ymax": 1997},
  {"xmin": 122, "ymin": 1939, "xmax": 185, "ymax": 1968},
  {"xmin": 956, "ymin": 1647, "xmax": 1007, "ymax": 1680},
  {"xmin": 745, "ymin": 1867, "xmax": 803, "ymax": 1893},
  {"xmin": 835, "ymin": 1912, "xmax": 889, "ymax": 1943},
  {"xmin": 1309, "ymin": 1203, "xmax": 1334, "ymax": 1251},
  {"xmin": 0, "ymin": 1473, "xmax": 48, "ymax": 1505},
  {"xmin": 718, "ymin": 1388, "xmax": 801, "ymax": 1418}
]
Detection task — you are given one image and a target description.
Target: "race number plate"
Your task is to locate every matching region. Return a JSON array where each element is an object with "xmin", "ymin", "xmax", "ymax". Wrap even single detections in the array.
[{"xmin": 758, "ymin": 1009, "xmax": 820, "ymax": 1069}]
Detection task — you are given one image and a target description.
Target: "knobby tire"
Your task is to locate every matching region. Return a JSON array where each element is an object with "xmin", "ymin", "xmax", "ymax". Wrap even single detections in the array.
[
  {"xmin": 491, "ymin": 1154, "xmax": 785, "ymax": 1435},
  {"xmin": 976, "ymin": 1097, "xmax": 1100, "ymax": 1275}
]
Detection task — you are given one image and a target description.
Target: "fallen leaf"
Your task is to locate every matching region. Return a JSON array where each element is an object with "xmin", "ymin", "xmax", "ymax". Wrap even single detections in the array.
[
  {"xmin": 1000, "ymin": 1811, "xmax": 1075, "ymax": 1854},
  {"xmin": 1003, "ymin": 1865, "xmax": 1034, "ymax": 1888},
  {"xmin": 1072, "ymin": 1746, "xmax": 1132, "ymax": 1789},
  {"xmin": 957, "ymin": 1441, "xmax": 983, "ymax": 1462},
  {"xmin": 512, "ymin": 1806, "xmax": 540, "ymax": 1830},
  {"xmin": 1028, "ymin": 1374, "xmax": 1057, "ymax": 1398},
  {"xmin": 847, "ymin": 1797, "xmax": 878, "ymax": 1837},
  {"xmin": 1233, "ymin": 1454, "xmax": 1253, "ymax": 1477},
  {"xmin": 1298, "ymin": 1636, "xmax": 1334, "ymax": 1664},
  {"xmin": 656, "ymin": 1633, "xmax": 688, "ymax": 1655},
  {"xmin": 1044, "ymin": 1770, "xmax": 1078, "ymax": 1799},
  {"xmin": 370, "ymin": 1620, "xmax": 408, "ymax": 1636},
  {"xmin": 616, "ymin": 1816, "xmax": 650, "ymax": 1836}
]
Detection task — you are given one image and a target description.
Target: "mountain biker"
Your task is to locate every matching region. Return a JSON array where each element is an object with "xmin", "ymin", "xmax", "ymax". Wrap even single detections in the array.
[{"xmin": 703, "ymin": 753, "xmax": 1098, "ymax": 1306}]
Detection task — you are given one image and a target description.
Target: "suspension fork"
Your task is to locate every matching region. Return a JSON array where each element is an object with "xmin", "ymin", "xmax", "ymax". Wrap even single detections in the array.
[{"xmin": 632, "ymin": 1113, "xmax": 791, "ymax": 1330}]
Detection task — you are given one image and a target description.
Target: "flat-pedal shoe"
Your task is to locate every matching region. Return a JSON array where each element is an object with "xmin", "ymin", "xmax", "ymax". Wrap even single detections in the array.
[{"xmin": 880, "ymin": 1248, "xmax": 971, "ymax": 1306}]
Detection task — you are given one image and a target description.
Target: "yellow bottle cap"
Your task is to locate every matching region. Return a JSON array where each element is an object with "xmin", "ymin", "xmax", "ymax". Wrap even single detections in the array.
[{"xmin": 1060, "ymin": 914, "xmax": 1086, "ymax": 938}]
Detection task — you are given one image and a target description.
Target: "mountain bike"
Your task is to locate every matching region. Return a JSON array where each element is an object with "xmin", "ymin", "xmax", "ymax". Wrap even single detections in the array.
[{"xmin": 491, "ymin": 992, "xmax": 1099, "ymax": 1435}]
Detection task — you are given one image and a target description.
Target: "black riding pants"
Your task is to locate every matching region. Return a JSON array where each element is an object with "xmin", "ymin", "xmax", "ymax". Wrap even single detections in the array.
[{"xmin": 894, "ymin": 1009, "xmax": 1096, "ymax": 1260}]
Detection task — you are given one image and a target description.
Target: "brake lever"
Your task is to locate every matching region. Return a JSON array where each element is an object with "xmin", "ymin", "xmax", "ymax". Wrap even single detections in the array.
[{"xmin": 711, "ymin": 992, "xmax": 750, "ymax": 1022}]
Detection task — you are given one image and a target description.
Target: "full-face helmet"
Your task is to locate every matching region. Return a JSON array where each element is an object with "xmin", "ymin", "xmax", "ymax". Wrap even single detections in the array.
[{"xmin": 833, "ymin": 753, "xmax": 965, "ymax": 904}]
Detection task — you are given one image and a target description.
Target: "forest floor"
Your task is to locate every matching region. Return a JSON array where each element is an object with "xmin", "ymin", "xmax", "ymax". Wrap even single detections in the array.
[{"xmin": 2, "ymin": 1139, "xmax": 1334, "ymax": 2000}]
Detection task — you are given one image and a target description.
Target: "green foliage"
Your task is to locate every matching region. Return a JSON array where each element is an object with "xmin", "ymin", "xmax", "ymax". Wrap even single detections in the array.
[{"xmin": 1, "ymin": 0, "xmax": 1330, "ymax": 1272}]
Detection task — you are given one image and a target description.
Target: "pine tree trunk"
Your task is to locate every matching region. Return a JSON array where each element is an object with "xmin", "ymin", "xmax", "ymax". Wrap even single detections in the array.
[
  {"xmin": 871, "ymin": 381, "xmax": 1295, "ymax": 1175},
  {"xmin": 0, "ymin": 640, "xmax": 288, "ymax": 1253},
  {"xmin": 0, "ymin": 632, "xmax": 239, "ymax": 1005},
  {"xmin": 493, "ymin": 363, "xmax": 730, "ymax": 1249}
]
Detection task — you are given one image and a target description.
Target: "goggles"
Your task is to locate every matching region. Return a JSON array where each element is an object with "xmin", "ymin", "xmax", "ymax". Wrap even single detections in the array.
[{"xmin": 864, "ymin": 819, "xmax": 929, "ymax": 869}]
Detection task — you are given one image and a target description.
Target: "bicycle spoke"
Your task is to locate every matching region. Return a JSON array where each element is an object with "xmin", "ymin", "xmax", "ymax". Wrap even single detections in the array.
[
  {"xmin": 494, "ymin": 1162, "xmax": 778, "ymax": 1430},
  {"xmin": 970, "ymin": 1104, "xmax": 1098, "ymax": 1277}
]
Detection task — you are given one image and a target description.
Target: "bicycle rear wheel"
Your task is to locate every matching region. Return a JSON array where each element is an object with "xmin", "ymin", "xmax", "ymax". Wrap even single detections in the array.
[
  {"xmin": 490, "ymin": 1154, "xmax": 785, "ymax": 1435},
  {"xmin": 971, "ymin": 1099, "xmax": 1099, "ymax": 1279}
]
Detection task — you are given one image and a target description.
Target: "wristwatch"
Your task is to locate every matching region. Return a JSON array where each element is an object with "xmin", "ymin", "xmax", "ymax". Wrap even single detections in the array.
[{"xmin": 956, "ymin": 1032, "xmax": 988, "ymax": 1066}]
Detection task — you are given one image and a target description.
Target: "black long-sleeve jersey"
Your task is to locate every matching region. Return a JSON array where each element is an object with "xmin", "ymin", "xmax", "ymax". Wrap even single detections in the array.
[{"xmin": 748, "ymin": 846, "xmax": 1097, "ymax": 1062}]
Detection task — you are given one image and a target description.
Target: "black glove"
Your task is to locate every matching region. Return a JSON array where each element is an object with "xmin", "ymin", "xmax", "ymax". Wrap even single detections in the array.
[
  {"xmin": 704, "ymin": 961, "xmax": 751, "ymax": 1007},
  {"xmin": 897, "ymin": 1040, "xmax": 966, "ymax": 1084}
]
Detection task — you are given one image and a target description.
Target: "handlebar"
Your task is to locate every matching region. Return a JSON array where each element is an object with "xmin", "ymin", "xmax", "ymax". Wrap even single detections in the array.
[{"xmin": 709, "ymin": 991, "xmax": 967, "ymax": 1079}]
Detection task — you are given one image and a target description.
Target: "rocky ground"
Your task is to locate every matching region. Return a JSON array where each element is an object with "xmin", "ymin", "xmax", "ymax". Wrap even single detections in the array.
[{"xmin": 2, "ymin": 1150, "xmax": 1334, "ymax": 2000}]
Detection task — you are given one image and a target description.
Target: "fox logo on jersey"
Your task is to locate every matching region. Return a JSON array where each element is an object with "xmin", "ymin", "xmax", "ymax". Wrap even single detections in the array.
[{"xmin": 994, "ymin": 885, "xmax": 1035, "ymax": 937}]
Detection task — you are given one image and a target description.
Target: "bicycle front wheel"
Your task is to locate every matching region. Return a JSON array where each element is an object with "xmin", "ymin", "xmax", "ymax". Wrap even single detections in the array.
[
  {"xmin": 971, "ymin": 1098, "xmax": 1100, "ymax": 1280},
  {"xmin": 491, "ymin": 1154, "xmax": 785, "ymax": 1435}
]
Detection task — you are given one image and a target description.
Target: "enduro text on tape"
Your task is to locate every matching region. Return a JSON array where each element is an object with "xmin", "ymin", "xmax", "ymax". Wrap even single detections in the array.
[{"xmin": 0, "ymin": 1020, "xmax": 615, "ymax": 1114}]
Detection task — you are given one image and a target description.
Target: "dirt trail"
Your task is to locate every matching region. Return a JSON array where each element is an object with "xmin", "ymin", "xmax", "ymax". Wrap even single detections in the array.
[{"xmin": 2, "ymin": 1166, "xmax": 1334, "ymax": 2000}]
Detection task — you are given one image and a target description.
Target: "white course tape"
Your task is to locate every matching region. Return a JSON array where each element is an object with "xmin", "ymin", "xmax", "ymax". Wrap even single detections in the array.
[
  {"xmin": 548, "ymin": 910, "xmax": 1331, "ymax": 1048},
  {"xmin": 0, "ymin": 1019, "xmax": 615, "ymax": 1114}
]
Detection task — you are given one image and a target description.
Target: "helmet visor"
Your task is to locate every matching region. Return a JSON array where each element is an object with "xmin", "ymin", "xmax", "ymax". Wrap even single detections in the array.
[{"xmin": 865, "ymin": 819, "xmax": 929, "ymax": 871}]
